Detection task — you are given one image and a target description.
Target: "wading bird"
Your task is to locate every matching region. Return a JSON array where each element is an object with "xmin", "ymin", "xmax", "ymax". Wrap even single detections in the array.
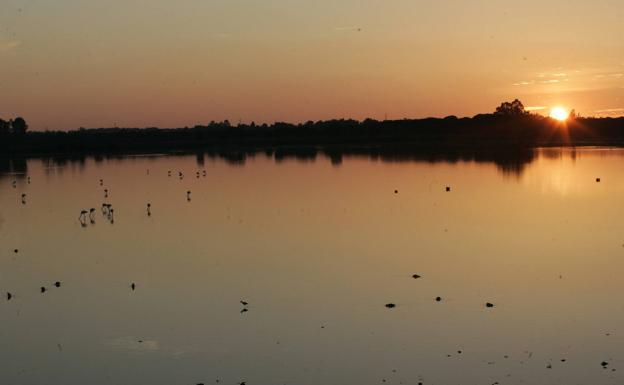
[{"xmin": 79, "ymin": 210, "xmax": 88, "ymax": 226}]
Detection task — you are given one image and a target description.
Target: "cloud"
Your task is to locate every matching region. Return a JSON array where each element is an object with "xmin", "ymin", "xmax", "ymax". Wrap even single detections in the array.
[
  {"xmin": 525, "ymin": 106, "xmax": 548, "ymax": 111},
  {"xmin": 595, "ymin": 108, "xmax": 624, "ymax": 115},
  {"xmin": 334, "ymin": 26, "xmax": 361, "ymax": 31},
  {"xmin": 511, "ymin": 66, "xmax": 624, "ymax": 93},
  {"xmin": 0, "ymin": 40, "xmax": 21, "ymax": 52}
]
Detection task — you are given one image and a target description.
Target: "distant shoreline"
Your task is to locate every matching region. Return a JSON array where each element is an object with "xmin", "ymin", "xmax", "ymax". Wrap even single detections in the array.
[{"xmin": 2, "ymin": 115, "xmax": 624, "ymax": 159}]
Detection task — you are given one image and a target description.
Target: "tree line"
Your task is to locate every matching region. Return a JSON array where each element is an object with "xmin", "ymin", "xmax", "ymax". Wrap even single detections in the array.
[
  {"xmin": 0, "ymin": 117, "xmax": 28, "ymax": 136},
  {"xmin": 1, "ymin": 100, "xmax": 623, "ymax": 156}
]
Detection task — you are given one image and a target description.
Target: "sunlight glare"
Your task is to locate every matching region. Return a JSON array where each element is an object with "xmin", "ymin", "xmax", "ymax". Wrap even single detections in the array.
[{"xmin": 550, "ymin": 107, "xmax": 569, "ymax": 121}]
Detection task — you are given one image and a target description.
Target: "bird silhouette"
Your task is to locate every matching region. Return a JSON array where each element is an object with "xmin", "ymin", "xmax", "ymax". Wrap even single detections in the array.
[
  {"xmin": 131, "ymin": 283, "xmax": 136, "ymax": 291},
  {"xmin": 240, "ymin": 300, "xmax": 249, "ymax": 306},
  {"xmin": 40, "ymin": 287, "xmax": 46, "ymax": 293},
  {"xmin": 7, "ymin": 292, "xmax": 12, "ymax": 300},
  {"xmin": 54, "ymin": 281, "xmax": 61, "ymax": 288}
]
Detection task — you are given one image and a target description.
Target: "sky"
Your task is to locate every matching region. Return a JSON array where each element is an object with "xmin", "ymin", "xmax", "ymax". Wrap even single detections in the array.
[{"xmin": 0, "ymin": 0, "xmax": 623, "ymax": 130}]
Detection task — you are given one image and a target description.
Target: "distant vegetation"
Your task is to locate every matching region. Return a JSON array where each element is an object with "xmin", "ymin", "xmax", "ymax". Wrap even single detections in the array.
[
  {"xmin": 1, "ymin": 101, "xmax": 623, "ymax": 156},
  {"xmin": 0, "ymin": 117, "xmax": 28, "ymax": 136}
]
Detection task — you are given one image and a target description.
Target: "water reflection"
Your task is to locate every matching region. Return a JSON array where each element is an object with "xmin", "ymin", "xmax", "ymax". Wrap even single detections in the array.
[
  {"xmin": 0, "ymin": 145, "xmax": 562, "ymax": 180},
  {"xmin": 2, "ymin": 147, "xmax": 624, "ymax": 385}
]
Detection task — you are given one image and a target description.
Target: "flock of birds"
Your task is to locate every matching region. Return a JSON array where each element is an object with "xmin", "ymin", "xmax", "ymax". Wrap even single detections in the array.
[
  {"xmin": 4, "ymin": 168, "xmax": 616, "ymax": 385},
  {"xmin": 74, "ymin": 170, "xmax": 207, "ymax": 226}
]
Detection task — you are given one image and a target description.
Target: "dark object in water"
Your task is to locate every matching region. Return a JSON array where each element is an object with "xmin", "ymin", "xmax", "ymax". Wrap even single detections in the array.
[
  {"xmin": 54, "ymin": 281, "xmax": 61, "ymax": 288},
  {"xmin": 385, "ymin": 303, "xmax": 396, "ymax": 308},
  {"xmin": 602, "ymin": 361, "xmax": 609, "ymax": 367},
  {"xmin": 240, "ymin": 300, "xmax": 249, "ymax": 306},
  {"xmin": 435, "ymin": 296, "xmax": 442, "ymax": 302},
  {"xmin": 240, "ymin": 308, "xmax": 248, "ymax": 313},
  {"xmin": 486, "ymin": 302, "xmax": 495, "ymax": 308},
  {"xmin": 412, "ymin": 274, "xmax": 421, "ymax": 279},
  {"xmin": 40, "ymin": 287, "xmax": 46, "ymax": 293}
]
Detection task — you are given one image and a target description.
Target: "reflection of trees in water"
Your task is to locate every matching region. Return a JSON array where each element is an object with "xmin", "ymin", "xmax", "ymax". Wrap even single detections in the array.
[
  {"xmin": 203, "ymin": 145, "xmax": 536, "ymax": 175},
  {"xmin": 0, "ymin": 145, "xmax": 567, "ymax": 181},
  {"xmin": 0, "ymin": 157, "xmax": 28, "ymax": 177}
]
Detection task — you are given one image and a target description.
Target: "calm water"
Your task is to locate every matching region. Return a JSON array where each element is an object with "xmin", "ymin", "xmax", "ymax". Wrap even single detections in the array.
[{"xmin": 1, "ymin": 148, "xmax": 624, "ymax": 385}]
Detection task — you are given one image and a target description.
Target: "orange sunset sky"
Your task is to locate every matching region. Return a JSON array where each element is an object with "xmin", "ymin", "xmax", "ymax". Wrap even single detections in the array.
[{"xmin": 1, "ymin": 0, "xmax": 623, "ymax": 130}]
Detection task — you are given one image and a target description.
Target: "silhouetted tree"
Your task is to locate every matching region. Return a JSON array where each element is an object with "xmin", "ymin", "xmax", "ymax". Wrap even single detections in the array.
[
  {"xmin": 0, "ymin": 119, "xmax": 10, "ymax": 136},
  {"xmin": 11, "ymin": 117, "xmax": 28, "ymax": 134},
  {"xmin": 494, "ymin": 99, "xmax": 528, "ymax": 116}
]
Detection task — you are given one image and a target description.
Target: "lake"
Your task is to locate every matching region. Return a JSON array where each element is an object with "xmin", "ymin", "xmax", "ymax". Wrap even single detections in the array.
[{"xmin": 1, "ymin": 147, "xmax": 624, "ymax": 385}]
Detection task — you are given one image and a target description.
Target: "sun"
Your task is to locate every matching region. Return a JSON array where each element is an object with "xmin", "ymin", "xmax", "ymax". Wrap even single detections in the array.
[{"xmin": 550, "ymin": 107, "xmax": 569, "ymax": 121}]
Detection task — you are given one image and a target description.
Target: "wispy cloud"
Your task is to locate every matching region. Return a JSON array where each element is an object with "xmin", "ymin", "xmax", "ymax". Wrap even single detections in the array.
[
  {"xmin": 595, "ymin": 108, "xmax": 624, "ymax": 116},
  {"xmin": 511, "ymin": 66, "xmax": 624, "ymax": 92},
  {"xmin": 525, "ymin": 106, "xmax": 548, "ymax": 111}
]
